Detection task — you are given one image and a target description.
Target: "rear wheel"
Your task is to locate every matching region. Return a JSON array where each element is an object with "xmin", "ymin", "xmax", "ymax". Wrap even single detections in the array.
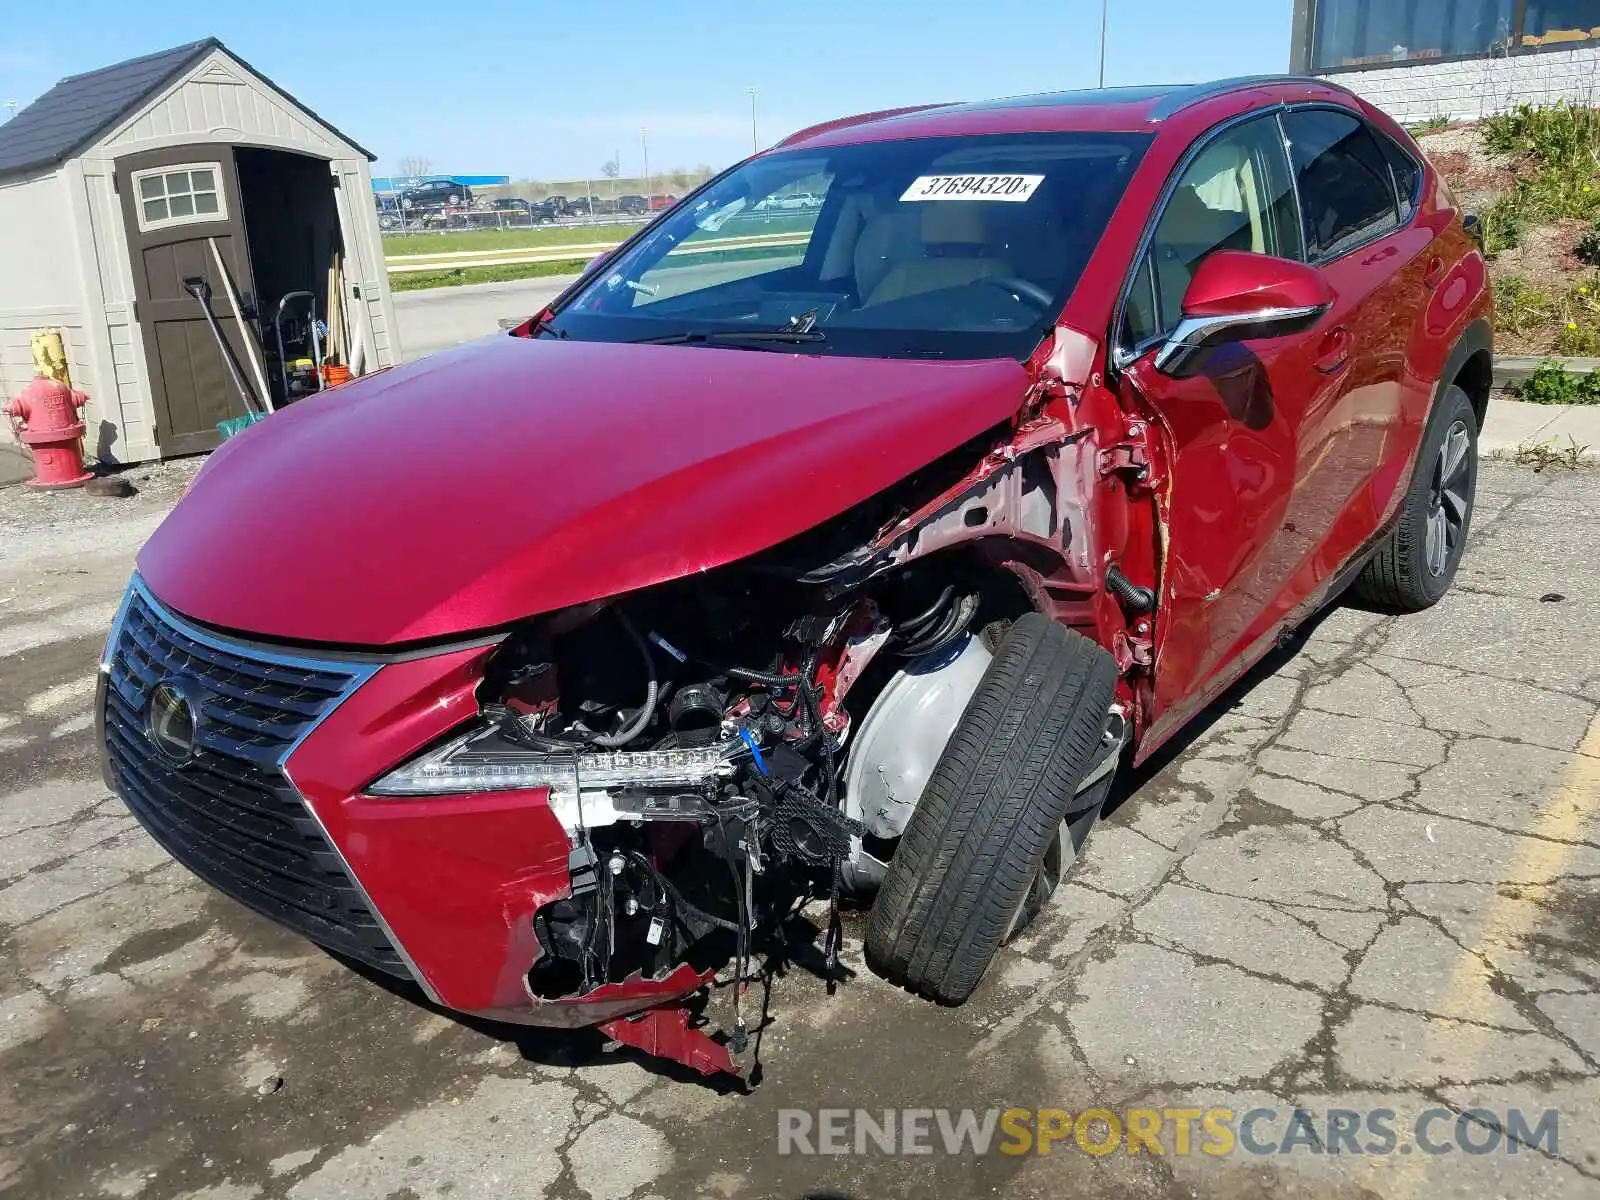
[
  {"xmin": 1351, "ymin": 383, "xmax": 1478, "ymax": 611},
  {"xmin": 865, "ymin": 614, "xmax": 1118, "ymax": 1004}
]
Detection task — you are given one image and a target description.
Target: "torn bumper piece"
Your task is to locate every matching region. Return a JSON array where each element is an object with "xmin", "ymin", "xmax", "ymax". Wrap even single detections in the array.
[
  {"xmin": 525, "ymin": 963, "xmax": 742, "ymax": 1078},
  {"xmin": 600, "ymin": 1003, "xmax": 743, "ymax": 1080},
  {"xmin": 523, "ymin": 964, "xmax": 714, "ymax": 1029}
]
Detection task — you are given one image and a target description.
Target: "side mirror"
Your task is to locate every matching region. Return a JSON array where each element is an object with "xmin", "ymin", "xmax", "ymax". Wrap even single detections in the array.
[{"xmin": 1154, "ymin": 250, "xmax": 1332, "ymax": 377}]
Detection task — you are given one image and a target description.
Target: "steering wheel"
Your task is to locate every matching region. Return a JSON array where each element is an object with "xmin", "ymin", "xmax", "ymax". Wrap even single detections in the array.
[{"xmin": 977, "ymin": 276, "xmax": 1056, "ymax": 310}]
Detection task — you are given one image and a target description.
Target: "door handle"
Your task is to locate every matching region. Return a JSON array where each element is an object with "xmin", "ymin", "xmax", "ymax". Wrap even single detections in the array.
[
  {"xmin": 1423, "ymin": 257, "xmax": 1446, "ymax": 290},
  {"xmin": 1315, "ymin": 327, "xmax": 1354, "ymax": 374}
]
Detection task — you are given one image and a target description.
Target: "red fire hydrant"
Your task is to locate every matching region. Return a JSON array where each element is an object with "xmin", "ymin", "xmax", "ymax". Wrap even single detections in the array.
[{"xmin": 4, "ymin": 376, "xmax": 93, "ymax": 490}]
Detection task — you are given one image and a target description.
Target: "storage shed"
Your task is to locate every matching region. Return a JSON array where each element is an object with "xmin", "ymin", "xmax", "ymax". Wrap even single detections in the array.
[{"xmin": 0, "ymin": 38, "xmax": 399, "ymax": 463}]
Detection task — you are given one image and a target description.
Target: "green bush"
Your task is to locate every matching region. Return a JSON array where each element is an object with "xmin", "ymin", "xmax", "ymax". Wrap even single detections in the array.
[
  {"xmin": 1478, "ymin": 194, "xmax": 1527, "ymax": 257},
  {"xmin": 1479, "ymin": 103, "xmax": 1600, "ymax": 221},
  {"xmin": 1481, "ymin": 102, "xmax": 1600, "ymax": 162},
  {"xmin": 1512, "ymin": 359, "xmax": 1600, "ymax": 405},
  {"xmin": 1577, "ymin": 227, "xmax": 1600, "ymax": 265}
]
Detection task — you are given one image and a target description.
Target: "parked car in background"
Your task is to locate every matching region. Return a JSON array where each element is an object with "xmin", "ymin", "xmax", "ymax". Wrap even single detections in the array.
[
  {"xmin": 103, "ymin": 77, "xmax": 1489, "ymax": 1086},
  {"xmin": 466, "ymin": 198, "xmax": 535, "ymax": 228},
  {"xmin": 648, "ymin": 193, "xmax": 678, "ymax": 211},
  {"xmin": 399, "ymin": 178, "xmax": 473, "ymax": 216},
  {"xmin": 756, "ymin": 191, "xmax": 823, "ymax": 211},
  {"xmin": 529, "ymin": 197, "xmax": 573, "ymax": 223},
  {"xmin": 616, "ymin": 193, "xmax": 648, "ymax": 215}
]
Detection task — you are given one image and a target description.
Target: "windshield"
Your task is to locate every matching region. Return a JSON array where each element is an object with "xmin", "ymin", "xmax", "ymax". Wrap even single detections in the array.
[{"xmin": 548, "ymin": 132, "xmax": 1150, "ymax": 361}]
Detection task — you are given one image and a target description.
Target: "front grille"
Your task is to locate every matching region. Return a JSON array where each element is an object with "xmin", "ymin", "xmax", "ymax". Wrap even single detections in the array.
[{"xmin": 103, "ymin": 583, "xmax": 407, "ymax": 978}]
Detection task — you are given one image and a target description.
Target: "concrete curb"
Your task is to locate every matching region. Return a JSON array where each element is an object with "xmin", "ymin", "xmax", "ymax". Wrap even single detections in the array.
[
  {"xmin": 1492, "ymin": 355, "xmax": 1600, "ymax": 391},
  {"xmin": 1482, "ymin": 396, "xmax": 1600, "ymax": 462},
  {"xmin": 1484, "ymin": 356, "xmax": 1600, "ymax": 462}
]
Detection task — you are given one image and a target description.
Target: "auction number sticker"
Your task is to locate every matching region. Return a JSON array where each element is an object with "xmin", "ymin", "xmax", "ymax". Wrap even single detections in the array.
[{"xmin": 900, "ymin": 173, "xmax": 1044, "ymax": 202}]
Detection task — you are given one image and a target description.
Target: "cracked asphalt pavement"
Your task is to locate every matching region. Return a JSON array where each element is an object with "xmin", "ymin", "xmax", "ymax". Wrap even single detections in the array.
[{"xmin": 2, "ymin": 460, "xmax": 1599, "ymax": 1199}]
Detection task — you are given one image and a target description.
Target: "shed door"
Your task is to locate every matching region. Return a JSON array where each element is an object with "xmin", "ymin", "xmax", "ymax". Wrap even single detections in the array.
[{"xmin": 116, "ymin": 144, "xmax": 258, "ymax": 456}]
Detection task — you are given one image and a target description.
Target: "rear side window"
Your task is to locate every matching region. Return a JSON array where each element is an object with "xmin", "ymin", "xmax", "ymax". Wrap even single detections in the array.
[{"xmin": 1283, "ymin": 109, "xmax": 1398, "ymax": 260}]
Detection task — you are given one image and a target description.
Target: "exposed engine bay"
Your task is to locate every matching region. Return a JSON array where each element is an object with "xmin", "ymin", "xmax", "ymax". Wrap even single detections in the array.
[{"xmin": 375, "ymin": 548, "xmax": 1033, "ymax": 1074}]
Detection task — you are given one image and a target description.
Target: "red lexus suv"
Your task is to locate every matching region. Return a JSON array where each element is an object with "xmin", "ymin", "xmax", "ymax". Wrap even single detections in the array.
[{"xmin": 101, "ymin": 77, "xmax": 1490, "ymax": 1079}]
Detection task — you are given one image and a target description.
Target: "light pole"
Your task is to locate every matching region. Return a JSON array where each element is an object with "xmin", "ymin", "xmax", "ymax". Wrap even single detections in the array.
[
  {"xmin": 1098, "ymin": 0, "xmax": 1109, "ymax": 88},
  {"xmin": 747, "ymin": 87, "xmax": 759, "ymax": 154},
  {"xmin": 641, "ymin": 127, "xmax": 651, "ymax": 206}
]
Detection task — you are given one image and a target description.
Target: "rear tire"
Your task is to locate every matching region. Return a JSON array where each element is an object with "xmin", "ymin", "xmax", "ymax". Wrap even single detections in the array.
[
  {"xmin": 865, "ymin": 613, "xmax": 1118, "ymax": 1004},
  {"xmin": 1351, "ymin": 383, "xmax": 1478, "ymax": 612}
]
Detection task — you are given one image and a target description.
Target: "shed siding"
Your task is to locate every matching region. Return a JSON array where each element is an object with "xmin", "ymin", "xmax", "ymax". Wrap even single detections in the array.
[
  {"xmin": 331, "ymin": 157, "xmax": 400, "ymax": 369},
  {"xmin": 74, "ymin": 159, "xmax": 158, "ymax": 461},
  {"xmin": 0, "ymin": 170, "xmax": 85, "ymax": 459},
  {"xmin": 0, "ymin": 171, "xmax": 78, "ymax": 312},
  {"xmin": 101, "ymin": 52, "xmax": 338, "ymax": 159}
]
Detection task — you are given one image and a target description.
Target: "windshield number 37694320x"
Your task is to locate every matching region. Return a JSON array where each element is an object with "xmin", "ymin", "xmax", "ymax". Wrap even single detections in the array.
[{"xmin": 899, "ymin": 173, "xmax": 1045, "ymax": 202}]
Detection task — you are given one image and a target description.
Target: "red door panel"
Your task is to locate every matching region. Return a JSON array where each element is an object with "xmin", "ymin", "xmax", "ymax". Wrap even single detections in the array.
[{"xmin": 1126, "ymin": 319, "xmax": 1345, "ymax": 746}]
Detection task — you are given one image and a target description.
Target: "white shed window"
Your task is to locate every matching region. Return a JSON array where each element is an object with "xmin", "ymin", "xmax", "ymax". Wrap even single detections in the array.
[{"xmin": 134, "ymin": 164, "xmax": 226, "ymax": 230}]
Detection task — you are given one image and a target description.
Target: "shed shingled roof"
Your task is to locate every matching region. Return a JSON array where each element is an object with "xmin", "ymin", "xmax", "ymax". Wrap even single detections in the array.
[{"xmin": 0, "ymin": 37, "xmax": 374, "ymax": 177}]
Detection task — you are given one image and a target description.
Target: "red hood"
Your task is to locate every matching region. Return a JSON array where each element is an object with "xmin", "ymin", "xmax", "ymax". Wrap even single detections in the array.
[{"xmin": 138, "ymin": 334, "xmax": 1029, "ymax": 645}]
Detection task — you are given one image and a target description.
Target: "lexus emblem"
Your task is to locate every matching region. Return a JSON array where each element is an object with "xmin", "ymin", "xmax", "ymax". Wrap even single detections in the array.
[{"xmin": 146, "ymin": 682, "xmax": 198, "ymax": 765}]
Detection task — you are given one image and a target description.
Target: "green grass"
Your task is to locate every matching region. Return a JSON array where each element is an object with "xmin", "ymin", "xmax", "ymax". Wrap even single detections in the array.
[
  {"xmin": 1408, "ymin": 114, "xmax": 1451, "ymax": 135},
  {"xmin": 1494, "ymin": 275, "xmax": 1556, "ymax": 337},
  {"xmin": 389, "ymin": 259, "xmax": 590, "ymax": 291},
  {"xmin": 1477, "ymin": 194, "xmax": 1527, "ymax": 258},
  {"xmin": 384, "ymin": 225, "xmax": 644, "ymax": 255},
  {"xmin": 384, "ymin": 213, "xmax": 817, "ymax": 257}
]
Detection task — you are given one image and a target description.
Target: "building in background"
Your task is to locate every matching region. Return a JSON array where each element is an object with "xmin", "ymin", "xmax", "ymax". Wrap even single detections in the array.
[{"xmin": 1292, "ymin": 0, "xmax": 1600, "ymax": 122}]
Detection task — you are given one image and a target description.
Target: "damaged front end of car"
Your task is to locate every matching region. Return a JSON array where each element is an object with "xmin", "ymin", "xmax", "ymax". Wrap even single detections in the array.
[{"xmin": 354, "ymin": 350, "xmax": 1149, "ymax": 1081}]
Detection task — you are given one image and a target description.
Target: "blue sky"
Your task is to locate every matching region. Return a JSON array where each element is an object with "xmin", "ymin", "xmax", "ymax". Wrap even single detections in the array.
[{"xmin": 1, "ymin": 1, "xmax": 1292, "ymax": 181}]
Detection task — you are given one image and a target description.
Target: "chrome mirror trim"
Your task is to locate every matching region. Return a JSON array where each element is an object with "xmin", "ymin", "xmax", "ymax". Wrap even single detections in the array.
[{"xmin": 1152, "ymin": 302, "xmax": 1326, "ymax": 376}]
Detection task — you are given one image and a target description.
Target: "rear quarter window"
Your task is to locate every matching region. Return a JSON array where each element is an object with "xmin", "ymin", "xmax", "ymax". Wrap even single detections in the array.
[{"xmin": 1376, "ymin": 131, "xmax": 1423, "ymax": 221}]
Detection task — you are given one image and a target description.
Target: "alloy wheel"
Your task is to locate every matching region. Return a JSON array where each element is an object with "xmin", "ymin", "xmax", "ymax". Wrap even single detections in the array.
[{"xmin": 1425, "ymin": 420, "xmax": 1472, "ymax": 578}]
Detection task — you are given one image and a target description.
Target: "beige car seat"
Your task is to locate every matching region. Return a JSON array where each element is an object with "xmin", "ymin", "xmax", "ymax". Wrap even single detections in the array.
[
  {"xmin": 855, "ymin": 202, "xmax": 1013, "ymax": 305},
  {"xmin": 1150, "ymin": 139, "xmax": 1265, "ymax": 320}
]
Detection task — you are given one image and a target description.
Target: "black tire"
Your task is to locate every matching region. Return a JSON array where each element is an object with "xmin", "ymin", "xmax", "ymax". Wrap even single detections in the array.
[
  {"xmin": 1351, "ymin": 383, "xmax": 1478, "ymax": 611},
  {"xmin": 865, "ymin": 613, "xmax": 1118, "ymax": 1004},
  {"xmin": 1004, "ymin": 770, "xmax": 1113, "ymax": 944}
]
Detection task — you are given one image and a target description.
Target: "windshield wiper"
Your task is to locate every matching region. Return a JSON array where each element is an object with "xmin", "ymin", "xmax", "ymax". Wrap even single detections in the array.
[{"xmin": 633, "ymin": 327, "xmax": 827, "ymax": 347}]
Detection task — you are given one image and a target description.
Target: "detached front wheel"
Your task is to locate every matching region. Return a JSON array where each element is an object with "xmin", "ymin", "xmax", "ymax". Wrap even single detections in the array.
[{"xmin": 865, "ymin": 613, "xmax": 1118, "ymax": 1005}]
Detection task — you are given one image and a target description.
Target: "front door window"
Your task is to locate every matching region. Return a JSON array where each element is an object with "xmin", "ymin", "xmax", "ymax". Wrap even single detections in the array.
[{"xmin": 1122, "ymin": 116, "xmax": 1303, "ymax": 351}]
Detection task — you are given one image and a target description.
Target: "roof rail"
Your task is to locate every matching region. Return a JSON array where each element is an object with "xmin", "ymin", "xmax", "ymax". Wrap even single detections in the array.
[
  {"xmin": 776, "ymin": 103, "xmax": 955, "ymax": 149},
  {"xmin": 1148, "ymin": 74, "xmax": 1355, "ymax": 120}
]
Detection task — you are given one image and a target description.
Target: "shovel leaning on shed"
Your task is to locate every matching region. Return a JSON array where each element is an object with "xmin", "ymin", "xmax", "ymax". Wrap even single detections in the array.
[{"xmin": 181, "ymin": 273, "xmax": 266, "ymax": 441}]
